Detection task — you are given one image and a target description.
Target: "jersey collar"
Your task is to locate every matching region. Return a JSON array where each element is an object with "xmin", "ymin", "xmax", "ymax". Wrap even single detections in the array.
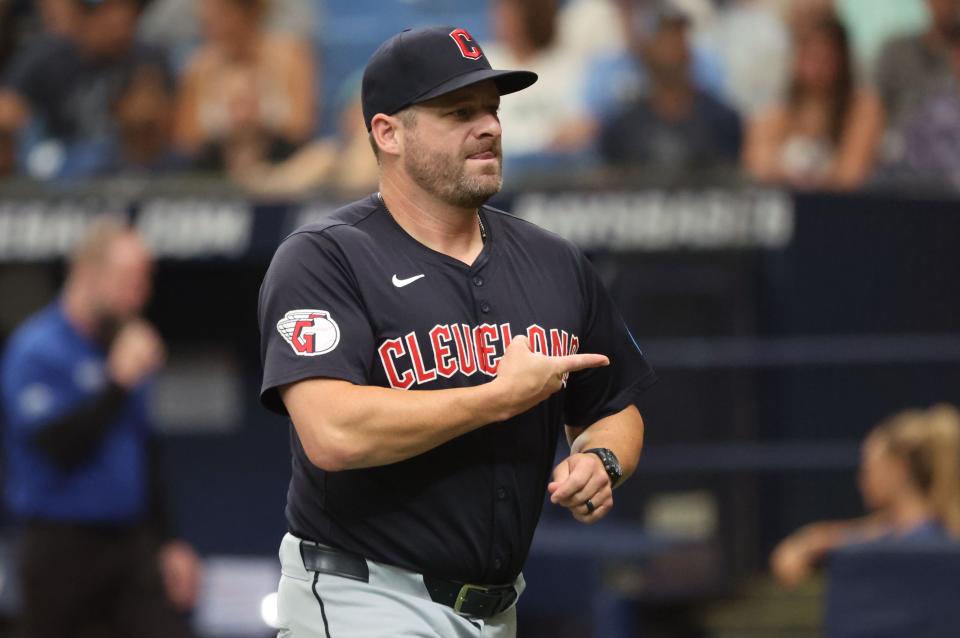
[{"xmin": 373, "ymin": 193, "xmax": 494, "ymax": 273}]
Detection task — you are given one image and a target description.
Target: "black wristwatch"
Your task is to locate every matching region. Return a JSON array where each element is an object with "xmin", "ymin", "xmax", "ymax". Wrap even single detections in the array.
[{"xmin": 584, "ymin": 448, "xmax": 623, "ymax": 488}]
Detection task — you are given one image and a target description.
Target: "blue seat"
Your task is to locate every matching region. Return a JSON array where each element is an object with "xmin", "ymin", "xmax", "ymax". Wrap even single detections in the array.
[{"xmin": 824, "ymin": 543, "xmax": 960, "ymax": 638}]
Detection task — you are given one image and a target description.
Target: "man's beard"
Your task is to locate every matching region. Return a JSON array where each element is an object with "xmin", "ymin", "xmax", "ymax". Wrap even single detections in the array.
[{"xmin": 404, "ymin": 136, "xmax": 503, "ymax": 209}]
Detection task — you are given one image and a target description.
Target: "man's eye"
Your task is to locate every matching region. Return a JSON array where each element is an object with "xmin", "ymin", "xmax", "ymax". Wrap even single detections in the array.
[{"xmin": 451, "ymin": 108, "xmax": 472, "ymax": 118}]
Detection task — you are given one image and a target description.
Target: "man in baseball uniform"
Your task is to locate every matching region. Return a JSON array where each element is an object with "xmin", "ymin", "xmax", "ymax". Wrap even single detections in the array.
[{"xmin": 259, "ymin": 25, "xmax": 657, "ymax": 638}]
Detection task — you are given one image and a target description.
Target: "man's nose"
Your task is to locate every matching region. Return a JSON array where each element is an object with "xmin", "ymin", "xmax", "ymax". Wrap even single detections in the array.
[{"xmin": 476, "ymin": 110, "xmax": 502, "ymax": 138}]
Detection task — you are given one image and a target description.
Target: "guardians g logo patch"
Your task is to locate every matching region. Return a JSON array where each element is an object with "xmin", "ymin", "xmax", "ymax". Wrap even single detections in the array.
[{"xmin": 277, "ymin": 310, "xmax": 340, "ymax": 356}]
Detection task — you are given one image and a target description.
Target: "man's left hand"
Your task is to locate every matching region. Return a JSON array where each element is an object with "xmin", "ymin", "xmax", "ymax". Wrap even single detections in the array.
[{"xmin": 547, "ymin": 453, "xmax": 612, "ymax": 524}]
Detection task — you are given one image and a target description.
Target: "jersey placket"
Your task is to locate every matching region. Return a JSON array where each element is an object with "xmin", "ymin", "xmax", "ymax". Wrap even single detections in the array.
[{"xmin": 465, "ymin": 259, "xmax": 511, "ymax": 583}]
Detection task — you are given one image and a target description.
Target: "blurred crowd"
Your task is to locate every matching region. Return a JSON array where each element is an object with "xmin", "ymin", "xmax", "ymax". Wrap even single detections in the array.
[{"xmin": 1, "ymin": 0, "xmax": 959, "ymax": 195}]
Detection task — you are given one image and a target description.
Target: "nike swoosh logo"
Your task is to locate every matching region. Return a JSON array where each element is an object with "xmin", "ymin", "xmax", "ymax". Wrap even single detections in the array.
[{"xmin": 392, "ymin": 274, "xmax": 426, "ymax": 288}]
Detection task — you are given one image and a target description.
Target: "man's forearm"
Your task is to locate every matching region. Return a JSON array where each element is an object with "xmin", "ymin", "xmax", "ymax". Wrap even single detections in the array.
[
  {"xmin": 281, "ymin": 378, "xmax": 511, "ymax": 471},
  {"xmin": 567, "ymin": 405, "xmax": 645, "ymax": 484},
  {"xmin": 280, "ymin": 337, "xmax": 609, "ymax": 472}
]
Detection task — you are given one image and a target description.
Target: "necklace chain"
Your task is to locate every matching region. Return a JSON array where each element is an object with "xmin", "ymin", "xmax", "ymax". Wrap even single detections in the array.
[{"xmin": 378, "ymin": 192, "xmax": 486, "ymax": 244}]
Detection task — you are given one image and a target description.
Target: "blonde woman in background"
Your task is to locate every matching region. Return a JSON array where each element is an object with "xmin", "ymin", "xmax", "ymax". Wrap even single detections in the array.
[{"xmin": 772, "ymin": 404, "xmax": 960, "ymax": 589}]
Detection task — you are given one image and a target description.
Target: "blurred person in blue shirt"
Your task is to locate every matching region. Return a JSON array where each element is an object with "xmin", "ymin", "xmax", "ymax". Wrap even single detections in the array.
[
  {"xmin": 771, "ymin": 404, "xmax": 960, "ymax": 590},
  {"xmin": 0, "ymin": 218, "xmax": 200, "ymax": 638}
]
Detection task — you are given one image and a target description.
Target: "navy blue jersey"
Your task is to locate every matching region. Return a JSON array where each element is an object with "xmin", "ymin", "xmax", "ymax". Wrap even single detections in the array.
[{"xmin": 259, "ymin": 193, "xmax": 656, "ymax": 583}]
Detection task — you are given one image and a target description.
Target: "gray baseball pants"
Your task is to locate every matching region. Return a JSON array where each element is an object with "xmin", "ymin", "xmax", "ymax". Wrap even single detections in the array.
[{"xmin": 276, "ymin": 533, "xmax": 525, "ymax": 637}]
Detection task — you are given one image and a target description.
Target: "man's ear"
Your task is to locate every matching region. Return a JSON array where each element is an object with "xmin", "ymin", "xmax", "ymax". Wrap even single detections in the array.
[{"xmin": 370, "ymin": 114, "xmax": 402, "ymax": 159}]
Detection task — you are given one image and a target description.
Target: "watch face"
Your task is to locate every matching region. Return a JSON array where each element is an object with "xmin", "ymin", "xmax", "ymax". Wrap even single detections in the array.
[
  {"xmin": 607, "ymin": 452, "xmax": 622, "ymax": 475},
  {"xmin": 588, "ymin": 448, "xmax": 622, "ymax": 483}
]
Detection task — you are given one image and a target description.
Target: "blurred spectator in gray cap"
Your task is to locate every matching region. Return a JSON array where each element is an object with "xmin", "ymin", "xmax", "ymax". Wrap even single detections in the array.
[
  {"xmin": 598, "ymin": 1, "xmax": 742, "ymax": 173},
  {"xmin": 0, "ymin": 0, "xmax": 171, "ymax": 179},
  {"xmin": 874, "ymin": 0, "xmax": 960, "ymax": 166},
  {"xmin": 744, "ymin": 14, "xmax": 883, "ymax": 190},
  {"xmin": 173, "ymin": 0, "xmax": 317, "ymax": 173}
]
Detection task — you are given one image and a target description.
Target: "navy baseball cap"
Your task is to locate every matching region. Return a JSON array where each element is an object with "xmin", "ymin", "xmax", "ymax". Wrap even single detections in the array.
[{"xmin": 361, "ymin": 26, "xmax": 538, "ymax": 131}]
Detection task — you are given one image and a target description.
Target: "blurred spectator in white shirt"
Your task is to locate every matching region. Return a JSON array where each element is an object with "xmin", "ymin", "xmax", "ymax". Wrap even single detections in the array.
[
  {"xmin": 482, "ymin": 0, "xmax": 589, "ymax": 166},
  {"xmin": 744, "ymin": 14, "xmax": 883, "ymax": 191}
]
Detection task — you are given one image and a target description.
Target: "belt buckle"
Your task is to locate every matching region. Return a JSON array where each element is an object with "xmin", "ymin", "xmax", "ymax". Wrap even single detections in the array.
[{"xmin": 453, "ymin": 583, "xmax": 489, "ymax": 615}]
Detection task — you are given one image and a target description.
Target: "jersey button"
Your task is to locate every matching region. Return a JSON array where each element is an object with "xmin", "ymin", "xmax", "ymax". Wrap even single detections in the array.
[
  {"xmin": 493, "ymin": 558, "xmax": 503, "ymax": 570},
  {"xmin": 472, "ymin": 276, "xmax": 484, "ymax": 287},
  {"xmin": 496, "ymin": 487, "xmax": 506, "ymax": 500},
  {"xmin": 480, "ymin": 302, "xmax": 491, "ymax": 314}
]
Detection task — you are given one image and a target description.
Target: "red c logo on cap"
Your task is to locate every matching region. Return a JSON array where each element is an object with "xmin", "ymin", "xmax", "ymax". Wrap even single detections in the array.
[{"xmin": 449, "ymin": 28, "xmax": 483, "ymax": 60}]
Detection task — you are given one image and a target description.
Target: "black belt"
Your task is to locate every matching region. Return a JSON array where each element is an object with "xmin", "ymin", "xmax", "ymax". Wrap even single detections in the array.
[
  {"xmin": 299, "ymin": 541, "xmax": 518, "ymax": 619},
  {"xmin": 421, "ymin": 574, "xmax": 518, "ymax": 618}
]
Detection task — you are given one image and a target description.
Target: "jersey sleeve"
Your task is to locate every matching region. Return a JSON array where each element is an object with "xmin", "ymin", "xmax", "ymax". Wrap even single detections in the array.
[
  {"xmin": 258, "ymin": 231, "xmax": 376, "ymax": 415},
  {"xmin": 563, "ymin": 252, "xmax": 657, "ymax": 428}
]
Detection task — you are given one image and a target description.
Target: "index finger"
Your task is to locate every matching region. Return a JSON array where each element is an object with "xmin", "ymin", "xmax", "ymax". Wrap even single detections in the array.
[{"xmin": 553, "ymin": 353, "xmax": 609, "ymax": 373}]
